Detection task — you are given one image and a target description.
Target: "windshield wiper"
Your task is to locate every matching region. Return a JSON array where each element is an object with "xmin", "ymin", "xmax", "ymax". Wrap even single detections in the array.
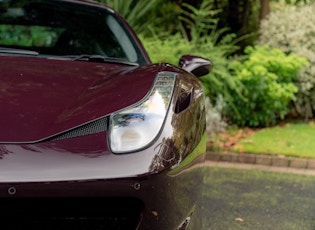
[
  {"xmin": 71, "ymin": 54, "xmax": 139, "ymax": 66},
  {"xmin": 0, "ymin": 47, "xmax": 39, "ymax": 56}
]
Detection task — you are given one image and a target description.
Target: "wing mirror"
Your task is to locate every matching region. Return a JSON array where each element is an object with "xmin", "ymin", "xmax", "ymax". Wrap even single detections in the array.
[{"xmin": 179, "ymin": 55, "xmax": 212, "ymax": 77}]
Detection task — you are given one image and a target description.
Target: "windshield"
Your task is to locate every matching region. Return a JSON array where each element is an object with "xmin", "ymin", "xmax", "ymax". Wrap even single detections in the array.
[{"xmin": 0, "ymin": 0, "xmax": 142, "ymax": 63}]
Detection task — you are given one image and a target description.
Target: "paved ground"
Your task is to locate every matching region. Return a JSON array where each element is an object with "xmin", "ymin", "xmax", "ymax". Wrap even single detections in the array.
[
  {"xmin": 201, "ymin": 166, "xmax": 315, "ymax": 230},
  {"xmin": 206, "ymin": 151, "xmax": 315, "ymax": 174},
  {"xmin": 203, "ymin": 152, "xmax": 315, "ymax": 229}
]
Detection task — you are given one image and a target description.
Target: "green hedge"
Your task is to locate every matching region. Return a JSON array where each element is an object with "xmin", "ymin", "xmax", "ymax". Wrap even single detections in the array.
[
  {"xmin": 258, "ymin": 3, "xmax": 315, "ymax": 119},
  {"xmin": 227, "ymin": 46, "xmax": 308, "ymax": 127}
]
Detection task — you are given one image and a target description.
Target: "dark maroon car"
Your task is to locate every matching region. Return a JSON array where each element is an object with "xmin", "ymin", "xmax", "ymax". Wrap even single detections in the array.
[{"xmin": 0, "ymin": 0, "xmax": 211, "ymax": 229}]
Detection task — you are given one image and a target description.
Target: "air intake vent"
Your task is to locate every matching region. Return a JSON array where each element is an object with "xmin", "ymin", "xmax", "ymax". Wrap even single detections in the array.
[{"xmin": 48, "ymin": 117, "xmax": 108, "ymax": 141}]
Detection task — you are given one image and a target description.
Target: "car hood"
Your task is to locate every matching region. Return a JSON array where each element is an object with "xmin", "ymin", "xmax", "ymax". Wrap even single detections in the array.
[{"xmin": 0, "ymin": 56, "xmax": 158, "ymax": 143}]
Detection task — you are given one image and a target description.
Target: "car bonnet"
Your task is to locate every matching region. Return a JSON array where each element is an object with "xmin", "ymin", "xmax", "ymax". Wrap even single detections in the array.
[{"xmin": 0, "ymin": 56, "xmax": 157, "ymax": 143}]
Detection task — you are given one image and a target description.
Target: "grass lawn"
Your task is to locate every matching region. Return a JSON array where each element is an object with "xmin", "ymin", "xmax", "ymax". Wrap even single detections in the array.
[{"xmin": 210, "ymin": 120, "xmax": 315, "ymax": 159}]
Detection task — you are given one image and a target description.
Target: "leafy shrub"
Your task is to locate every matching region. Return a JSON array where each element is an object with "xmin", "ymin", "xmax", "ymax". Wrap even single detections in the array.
[
  {"xmin": 205, "ymin": 95, "xmax": 227, "ymax": 136},
  {"xmin": 258, "ymin": 3, "xmax": 315, "ymax": 119},
  {"xmin": 272, "ymin": 0, "xmax": 314, "ymax": 6},
  {"xmin": 0, "ymin": 25, "xmax": 59, "ymax": 47},
  {"xmin": 141, "ymin": 0, "xmax": 243, "ymax": 112},
  {"xmin": 141, "ymin": 33, "xmax": 237, "ymax": 98},
  {"xmin": 99, "ymin": 0, "xmax": 161, "ymax": 35},
  {"xmin": 140, "ymin": 0, "xmax": 249, "ymax": 134},
  {"xmin": 227, "ymin": 46, "xmax": 308, "ymax": 127},
  {"xmin": 100, "ymin": 0, "xmax": 185, "ymax": 37}
]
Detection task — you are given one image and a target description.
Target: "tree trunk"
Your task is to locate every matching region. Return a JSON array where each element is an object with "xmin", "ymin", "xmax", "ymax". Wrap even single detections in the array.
[{"xmin": 260, "ymin": 0, "xmax": 270, "ymax": 20}]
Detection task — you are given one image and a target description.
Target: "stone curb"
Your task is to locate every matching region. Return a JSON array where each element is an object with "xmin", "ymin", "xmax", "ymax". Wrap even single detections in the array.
[{"xmin": 206, "ymin": 151, "xmax": 315, "ymax": 170}]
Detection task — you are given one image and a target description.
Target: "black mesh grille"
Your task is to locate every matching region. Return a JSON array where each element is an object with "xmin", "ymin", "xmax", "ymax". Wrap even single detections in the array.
[
  {"xmin": 48, "ymin": 117, "xmax": 108, "ymax": 141},
  {"xmin": 0, "ymin": 197, "xmax": 143, "ymax": 230}
]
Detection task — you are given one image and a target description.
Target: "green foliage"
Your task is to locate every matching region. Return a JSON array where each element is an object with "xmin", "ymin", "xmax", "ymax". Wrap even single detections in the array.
[
  {"xmin": 205, "ymin": 95, "xmax": 227, "ymax": 136},
  {"xmin": 140, "ymin": 0, "xmax": 243, "ymax": 113},
  {"xmin": 179, "ymin": 1, "xmax": 221, "ymax": 41},
  {"xmin": 272, "ymin": 0, "xmax": 315, "ymax": 6},
  {"xmin": 258, "ymin": 3, "xmax": 315, "ymax": 119},
  {"xmin": 142, "ymin": 2, "xmax": 182, "ymax": 36},
  {"xmin": 98, "ymin": 0, "xmax": 161, "ymax": 34},
  {"xmin": 212, "ymin": 0, "xmax": 260, "ymax": 50},
  {"xmin": 0, "ymin": 25, "xmax": 59, "ymax": 47},
  {"xmin": 228, "ymin": 46, "xmax": 308, "ymax": 127},
  {"xmin": 141, "ymin": 32, "xmax": 239, "ymax": 105}
]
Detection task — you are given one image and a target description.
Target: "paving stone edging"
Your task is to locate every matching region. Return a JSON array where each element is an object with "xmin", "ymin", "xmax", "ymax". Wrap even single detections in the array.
[{"xmin": 206, "ymin": 151, "xmax": 315, "ymax": 170}]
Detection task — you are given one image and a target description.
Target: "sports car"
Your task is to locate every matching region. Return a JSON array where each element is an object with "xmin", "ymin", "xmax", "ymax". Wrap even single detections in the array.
[{"xmin": 0, "ymin": 0, "xmax": 212, "ymax": 229}]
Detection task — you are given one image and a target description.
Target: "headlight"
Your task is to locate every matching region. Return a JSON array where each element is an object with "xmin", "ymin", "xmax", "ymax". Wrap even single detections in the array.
[{"xmin": 109, "ymin": 72, "xmax": 176, "ymax": 154}]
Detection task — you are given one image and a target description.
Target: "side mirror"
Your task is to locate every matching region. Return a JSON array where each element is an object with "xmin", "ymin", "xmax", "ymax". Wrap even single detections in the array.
[{"xmin": 179, "ymin": 55, "xmax": 212, "ymax": 77}]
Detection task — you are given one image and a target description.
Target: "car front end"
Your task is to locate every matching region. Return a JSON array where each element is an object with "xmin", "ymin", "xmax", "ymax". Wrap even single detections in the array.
[
  {"xmin": 0, "ymin": 0, "xmax": 209, "ymax": 229},
  {"xmin": 0, "ymin": 62, "xmax": 206, "ymax": 230}
]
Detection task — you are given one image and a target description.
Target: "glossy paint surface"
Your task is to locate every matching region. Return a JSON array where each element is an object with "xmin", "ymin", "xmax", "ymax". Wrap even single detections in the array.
[
  {"xmin": 0, "ymin": 0, "xmax": 207, "ymax": 229},
  {"xmin": 0, "ymin": 64, "xmax": 205, "ymax": 181},
  {"xmin": 0, "ymin": 65, "xmax": 206, "ymax": 229},
  {"xmin": 0, "ymin": 56, "xmax": 157, "ymax": 142}
]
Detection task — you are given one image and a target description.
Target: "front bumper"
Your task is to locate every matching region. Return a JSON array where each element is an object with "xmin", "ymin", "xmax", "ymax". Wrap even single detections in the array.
[
  {"xmin": 0, "ymin": 144, "xmax": 205, "ymax": 230},
  {"xmin": 0, "ymin": 122, "xmax": 206, "ymax": 230}
]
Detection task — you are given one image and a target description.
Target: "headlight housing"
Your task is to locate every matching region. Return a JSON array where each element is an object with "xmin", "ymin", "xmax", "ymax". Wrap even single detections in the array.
[{"xmin": 109, "ymin": 72, "xmax": 176, "ymax": 154}]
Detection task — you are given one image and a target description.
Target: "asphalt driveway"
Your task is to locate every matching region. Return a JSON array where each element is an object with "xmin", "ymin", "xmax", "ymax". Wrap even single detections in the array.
[{"xmin": 202, "ymin": 163, "xmax": 315, "ymax": 230}]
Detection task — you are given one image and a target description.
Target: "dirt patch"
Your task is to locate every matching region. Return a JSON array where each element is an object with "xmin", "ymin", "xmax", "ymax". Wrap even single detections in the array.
[{"xmin": 207, "ymin": 128, "xmax": 258, "ymax": 152}]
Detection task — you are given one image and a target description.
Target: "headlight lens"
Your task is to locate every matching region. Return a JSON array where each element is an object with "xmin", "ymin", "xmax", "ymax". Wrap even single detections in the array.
[{"xmin": 109, "ymin": 72, "xmax": 176, "ymax": 154}]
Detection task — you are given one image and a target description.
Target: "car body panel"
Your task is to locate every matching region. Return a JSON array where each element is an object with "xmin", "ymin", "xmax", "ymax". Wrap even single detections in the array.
[
  {"xmin": 0, "ymin": 56, "xmax": 158, "ymax": 143},
  {"xmin": 0, "ymin": 0, "xmax": 208, "ymax": 229},
  {"xmin": 0, "ymin": 65, "xmax": 205, "ymax": 181}
]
